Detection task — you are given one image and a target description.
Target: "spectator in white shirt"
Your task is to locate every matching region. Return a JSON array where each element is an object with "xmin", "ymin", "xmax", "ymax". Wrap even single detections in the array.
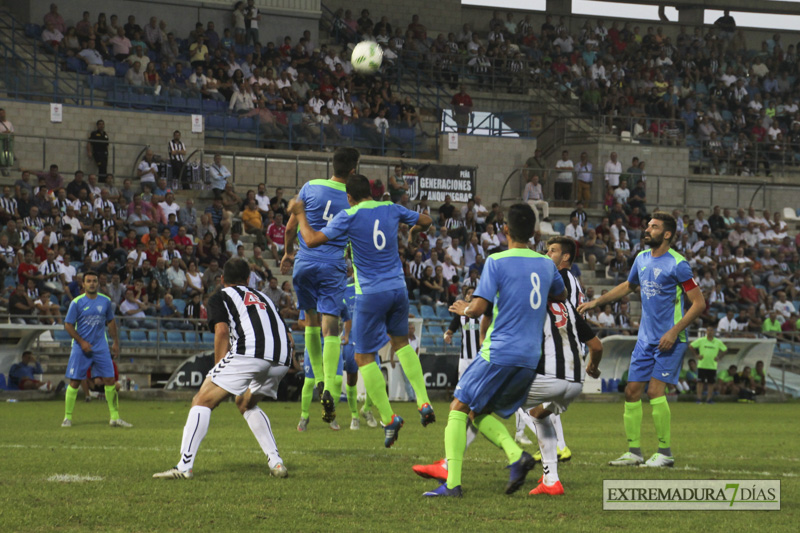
[
  {"xmin": 445, "ymin": 237, "xmax": 464, "ymax": 268},
  {"xmin": 523, "ymin": 174, "xmax": 549, "ymax": 227},
  {"xmin": 604, "ymin": 151, "xmax": 622, "ymax": 189},
  {"xmin": 612, "ymin": 179, "xmax": 630, "ymax": 205},
  {"xmin": 773, "ymin": 291, "xmax": 796, "ymax": 321},
  {"xmin": 565, "ymin": 216, "xmax": 585, "ymax": 244},
  {"xmin": 41, "ymin": 21, "xmax": 64, "ymax": 54},
  {"xmin": 209, "ymin": 153, "xmax": 232, "ymax": 199},
  {"xmin": 717, "ymin": 309, "xmax": 739, "ymax": 334},
  {"xmin": 158, "ymin": 192, "xmax": 181, "ymax": 224},
  {"xmin": 255, "ymin": 183, "xmax": 271, "ymax": 215},
  {"xmin": 554, "ymin": 150, "xmax": 574, "ymax": 201},
  {"xmin": 136, "ymin": 149, "xmax": 158, "ymax": 190}
]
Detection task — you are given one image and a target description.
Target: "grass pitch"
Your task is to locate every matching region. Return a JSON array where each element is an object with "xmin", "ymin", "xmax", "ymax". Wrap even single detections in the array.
[{"xmin": 0, "ymin": 398, "xmax": 797, "ymax": 532}]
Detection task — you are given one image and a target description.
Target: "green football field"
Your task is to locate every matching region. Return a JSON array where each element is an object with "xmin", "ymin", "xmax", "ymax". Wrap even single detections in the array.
[{"xmin": 0, "ymin": 399, "xmax": 797, "ymax": 532}]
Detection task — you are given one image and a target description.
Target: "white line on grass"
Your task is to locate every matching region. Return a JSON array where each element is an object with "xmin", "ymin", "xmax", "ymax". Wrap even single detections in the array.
[{"xmin": 47, "ymin": 474, "xmax": 103, "ymax": 482}]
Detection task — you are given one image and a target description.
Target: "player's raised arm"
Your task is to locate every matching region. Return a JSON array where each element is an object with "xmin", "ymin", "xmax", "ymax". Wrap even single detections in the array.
[
  {"xmin": 410, "ymin": 213, "xmax": 433, "ymax": 241},
  {"xmin": 280, "ymin": 211, "xmax": 298, "ymax": 274},
  {"xmin": 576, "ymin": 280, "xmax": 634, "ymax": 314},
  {"xmin": 449, "ymin": 296, "xmax": 490, "ymax": 319}
]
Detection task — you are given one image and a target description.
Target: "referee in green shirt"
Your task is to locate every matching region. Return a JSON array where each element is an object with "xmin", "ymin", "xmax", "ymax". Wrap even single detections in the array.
[{"xmin": 689, "ymin": 325, "xmax": 727, "ymax": 404}]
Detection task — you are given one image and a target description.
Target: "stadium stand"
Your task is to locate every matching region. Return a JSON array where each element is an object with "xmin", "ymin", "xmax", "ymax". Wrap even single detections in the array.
[{"xmin": 0, "ymin": 1, "xmax": 797, "ymax": 398}]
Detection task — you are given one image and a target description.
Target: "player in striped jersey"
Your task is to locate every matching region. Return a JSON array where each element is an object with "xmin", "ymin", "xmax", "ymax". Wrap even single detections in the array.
[
  {"xmin": 529, "ymin": 236, "xmax": 587, "ymax": 462},
  {"xmin": 522, "ymin": 300, "xmax": 602, "ymax": 495},
  {"xmin": 443, "ymin": 287, "xmax": 481, "ymax": 377},
  {"xmin": 281, "ymin": 147, "xmax": 358, "ymax": 425},
  {"xmin": 154, "ymin": 258, "xmax": 292, "ymax": 480}
]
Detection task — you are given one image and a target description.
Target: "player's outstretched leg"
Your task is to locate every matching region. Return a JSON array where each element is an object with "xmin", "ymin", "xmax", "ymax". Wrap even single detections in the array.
[
  {"xmin": 423, "ymin": 410, "xmax": 466, "ymax": 497},
  {"xmin": 304, "ymin": 326, "xmax": 324, "ymax": 388},
  {"xmin": 550, "ymin": 413, "xmax": 571, "ymax": 461},
  {"xmin": 642, "ymin": 396, "xmax": 674, "ymax": 467},
  {"xmin": 153, "ymin": 405, "xmax": 210, "ymax": 479},
  {"xmin": 62, "ymin": 383, "xmax": 79, "ymax": 427},
  {"xmin": 359, "ymin": 359, "xmax": 402, "ymax": 446},
  {"xmin": 529, "ymin": 415, "xmax": 564, "ymax": 495},
  {"xmin": 106, "ymin": 384, "xmax": 132, "ymax": 427},
  {"xmin": 298, "ymin": 377, "xmax": 314, "ymax": 431},
  {"xmin": 321, "ymin": 336, "xmax": 341, "ymax": 422},
  {"xmin": 609, "ymin": 400, "xmax": 644, "ymax": 466},
  {"xmin": 393, "ymin": 343, "xmax": 434, "ymax": 426},
  {"xmin": 473, "ymin": 413, "xmax": 535, "ymax": 494},
  {"xmin": 238, "ymin": 394, "xmax": 288, "ymax": 478},
  {"xmin": 413, "ymin": 418, "xmax": 480, "ymax": 482}
]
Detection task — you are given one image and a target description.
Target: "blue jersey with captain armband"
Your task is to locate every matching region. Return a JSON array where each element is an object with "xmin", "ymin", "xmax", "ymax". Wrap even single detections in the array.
[
  {"xmin": 475, "ymin": 248, "xmax": 564, "ymax": 369},
  {"xmin": 296, "ymin": 179, "xmax": 350, "ymax": 263},
  {"xmin": 321, "ymin": 201, "xmax": 420, "ymax": 295}
]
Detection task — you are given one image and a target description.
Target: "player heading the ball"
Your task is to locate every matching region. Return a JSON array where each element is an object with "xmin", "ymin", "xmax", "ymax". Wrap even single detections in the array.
[{"xmin": 289, "ymin": 174, "xmax": 435, "ymax": 448}]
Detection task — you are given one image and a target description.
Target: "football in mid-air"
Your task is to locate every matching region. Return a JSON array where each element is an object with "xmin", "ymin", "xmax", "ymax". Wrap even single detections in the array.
[{"xmin": 351, "ymin": 41, "xmax": 383, "ymax": 74}]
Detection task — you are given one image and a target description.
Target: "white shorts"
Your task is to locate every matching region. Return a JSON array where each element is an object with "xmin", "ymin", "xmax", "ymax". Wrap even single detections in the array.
[
  {"xmin": 523, "ymin": 374, "xmax": 583, "ymax": 415},
  {"xmin": 458, "ymin": 358, "xmax": 476, "ymax": 379},
  {"xmin": 207, "ymin": 353, "xmax": 289, "ymax": 399}
]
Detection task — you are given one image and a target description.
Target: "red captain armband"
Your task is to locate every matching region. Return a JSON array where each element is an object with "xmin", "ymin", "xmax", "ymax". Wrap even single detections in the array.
[{"xmin": 681, "ymin": 278, "xmax": 698, "ymax": 292}]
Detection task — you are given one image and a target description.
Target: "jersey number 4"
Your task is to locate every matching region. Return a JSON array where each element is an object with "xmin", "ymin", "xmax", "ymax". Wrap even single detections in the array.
[
  {"xmin": 322, "ymin": 200, "xmax": 334, "ymax": 224},
  {"xmin": 244, "ymin": 292, "xmax": 267, "ymax": 310}
]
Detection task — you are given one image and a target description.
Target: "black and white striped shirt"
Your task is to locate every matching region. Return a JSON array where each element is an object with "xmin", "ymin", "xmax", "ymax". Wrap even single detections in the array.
[
  {"xmin": 560, "ymin": 268, "xmax": 585, "ymax": 308},
  {"xmin": 169, "ymin": 139, "xmax": 186, "ymax": 162},
  {"xmin": 448, "ymin": 314, "xmax": 481, "ymax": 361},
  {"xmin": 408, "ymin": 260, "xmax": 425, "ymax": 280},
  {"xmin": 101, "ymin": 218, "xmax": 116, "ymax": 231},
  {"xmin": 207, "ymin": 285, "xmax": 290, "ymax": 365},
  {"xmin": 0, "ymin": 196, "xmax": 18, "ymax": 215},
  {"xmin": 536, "ymin": 301, "xmax": 595, "ymax": 383}
]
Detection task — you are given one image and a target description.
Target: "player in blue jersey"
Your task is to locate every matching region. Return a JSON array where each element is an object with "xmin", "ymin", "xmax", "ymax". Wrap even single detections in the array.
[
  {"xmin": 423, "ymin": 203, "xmax": 566, "ymax": 497},
  {"xmin": 289, "ymin": 174, "xmax": 434, "ymax": 448},
  {"xmin": 578, "ymin": 211, "xmax": 705, "ymax": 468},
  {"xmin": 281, "ymin": 147, "xmax": 359, "ymax": 424},
  {"xmin": 61, "ymin": 271, "xmax": 129, "ymax": 428}
]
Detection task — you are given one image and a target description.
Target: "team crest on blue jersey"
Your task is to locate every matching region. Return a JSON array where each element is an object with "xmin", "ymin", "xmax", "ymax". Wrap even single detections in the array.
[{"xmin": 653, "ymin": 267, "xmax": 662, "ymax": 279}]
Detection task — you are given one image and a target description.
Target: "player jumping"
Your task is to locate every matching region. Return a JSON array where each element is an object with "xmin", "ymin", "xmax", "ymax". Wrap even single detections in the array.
[
  {"xmin": 282, "ymin": 147, "xmax": 359, "ymax": 425},
  {"xmin": 290, "ymin": 174, "xmax": 434, "ymax": 448}
]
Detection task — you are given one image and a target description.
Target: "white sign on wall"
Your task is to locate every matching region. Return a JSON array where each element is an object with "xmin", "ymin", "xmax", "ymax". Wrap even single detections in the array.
[
  {"xmin": 448, "ymin": 132, "xmax": 458, "ymax": 150},
  {"xmin": 191, "ymin": 114, "xmax": 203, "ymax": 133},
  {"xmin": 50, "ymin": 103, "xmax": 62, "ymax": 123}
]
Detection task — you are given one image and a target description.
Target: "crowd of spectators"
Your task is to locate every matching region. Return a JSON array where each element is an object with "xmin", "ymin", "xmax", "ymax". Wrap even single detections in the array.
[
  {"xmin": 37, "ymin": 3, "xmax": 429, "ymax": 153},
  {"xmin": 0, "ymin": 136, "xmax": 302, "ymax": 331}
]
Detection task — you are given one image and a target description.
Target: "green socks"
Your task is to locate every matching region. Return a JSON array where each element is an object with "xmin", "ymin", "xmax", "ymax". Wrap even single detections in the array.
[
  {"xmin": 105, "ymin": 385, "xmax": 120, "ymax": 420},
  {"xmin": 624, "ymin": 400, "xmax": 643, "ymax": 450},
  {"xmin": 64, "ymin": 384, "xmax": 78, "ymax": 420},
  {"xmin": 364, "ymin": 393, "xmax": 374, "ymax": 410},
  {"xmin": 300, "ymin": 378, "xmax": 315, "ymax": 419},
  {"xmin": 473, "ymin": 413, "xmax": 522, "ymax": 464},
  {"xmin": 346, "ymin": 385, "xmax": 358, "ymax": 418},
  {"xmin": 305, "ymin": 327, "xmax": 323, "ymax": 386},
  {"xmin": 322, "ymin": 336, "xmax": 340, "ymax": 394},
  {"xmin": 650, "ymin": 396, "xmax": 671, "ymax": 453},
  {"xmin": 444, "ymin": 411, "xmax": 468, "ymax": 489},
  {"xmin": 359, "ymin": 361, "xmax": 394, "ymax": 425},
  {"xmin": 334, "ymin": 374, "xmax": 343, "ymax": 399},
  {"xmin": 395, "ymin": 344, "xmax": 430, "ymax": 407}
]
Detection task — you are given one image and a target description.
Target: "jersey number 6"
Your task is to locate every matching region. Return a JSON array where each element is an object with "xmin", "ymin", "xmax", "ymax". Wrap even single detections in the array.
[{"xmin": 373, "ymin": 219, "xmax": 386, "ymax": 250}]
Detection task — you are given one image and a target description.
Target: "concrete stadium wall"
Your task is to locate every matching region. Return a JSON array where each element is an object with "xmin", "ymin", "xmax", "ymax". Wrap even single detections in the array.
[
  {"xmin": 3, "ymin": 99, "xmax": 203, "ymax": 178},
  {"xmin": 19, "ymin": 0, "xmax": 319, "ymax": 49},
  {"xmin": 438, "ymin": 134, "xmax": 536, "ymax": 207}
]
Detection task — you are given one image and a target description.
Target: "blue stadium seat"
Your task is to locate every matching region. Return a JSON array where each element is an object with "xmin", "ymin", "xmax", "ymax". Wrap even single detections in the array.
[
  {"xmin": 166, "ymin": 331, "xmax": 185, "ymax": 346},
  {"xmin": 427, "ymin": 324, "xmax": 444, "ymax": 335},
  {"xmin": 25, "ymin": 24, "xmax": 43, "ymax": 39},
  {"xmin": 129, "ymin": 330, "xmax": 148, "ymax": 343},
  {"xmin": 421, "ymin": 335, "xmax": 439, "ymax": 347},
  {"xmin": 236, "ymin": 116, "xmax": 256, "ymax": 132},
  {"xmin": 114, "ymin": 62, "xmax": 129, "ymax": 77},
  {"xmin": 553, "ymin": 222, "xmax": 566, "ymax": 235},
  {"xmin": 223, "ymin": 115, "xmax": 239, "ymax": 132},
  {"xmin": 184, "ymin": 98, "xmax": 202, "ymax": 112},
  {"xmin": 436, "ymin": 306, "xmax": 452, "ymax": 319},
  {"xmin": 292, "ymin": 332, "xmax": 305, "ymax": 350},
  {"xmin": 65, "ymin": 57, "xmax": 86, "ymax": 74},
  {"xmin": 53, "ymin": 329, "xmax": 72, "ymax": 347},
  {"xmin": 167, "ymin": 97, "xmax": 187, "ymax": 112},
  {"xmin": 206, "ymin": 115, "xmax": 224, "ymax": 130},
  {"xmin": 420, "ymin": 305, "xmax": 437, "ymax": 320}
]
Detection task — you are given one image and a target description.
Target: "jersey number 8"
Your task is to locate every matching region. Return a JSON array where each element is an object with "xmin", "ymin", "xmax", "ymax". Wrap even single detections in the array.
[{"xmin": 529, "ymin": 272, "xmax": 541, "ymax": 309}]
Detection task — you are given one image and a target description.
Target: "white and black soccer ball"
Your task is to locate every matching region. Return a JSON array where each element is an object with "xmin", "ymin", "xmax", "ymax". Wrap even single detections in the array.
[{"xmin": 351, "ymin": 41, "xmax": 383, "ymax": 74}]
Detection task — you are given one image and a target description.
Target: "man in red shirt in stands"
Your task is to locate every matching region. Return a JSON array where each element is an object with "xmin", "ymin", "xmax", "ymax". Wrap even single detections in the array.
[
  {"xmin": 451, "ymin": 85, "xmax": 473, "ymax": 134},
  {"xmin": 266, "ymin": 212, "xmax": 286, "ymax": 264},
  {"xmin": 17, "ymin": 250, "xmax": 41, "ymax": 286},
  {"xmin": 739, "ymin": 275, "xmax": 763, "ymax": 307}
]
